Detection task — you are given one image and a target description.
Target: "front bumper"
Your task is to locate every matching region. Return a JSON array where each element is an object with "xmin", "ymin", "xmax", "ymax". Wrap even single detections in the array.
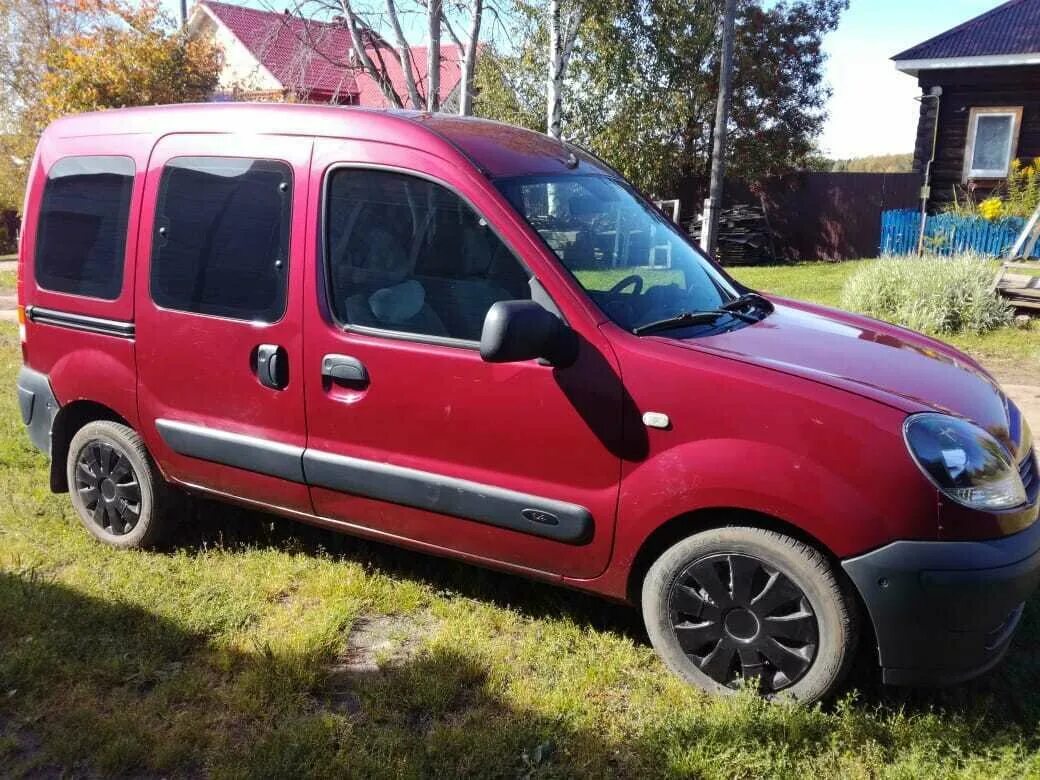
[{"xmin": 843, "ymin": 514, "xmax": 1040, "ymax": 686}]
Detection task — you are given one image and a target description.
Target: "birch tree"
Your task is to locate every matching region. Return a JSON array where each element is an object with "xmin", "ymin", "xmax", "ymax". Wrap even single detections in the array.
[
  {"xmin": 384, "ymin": 0, "xmax": 421, "ymax": 107},
  {"xmin": 338, "ymin": 0, "xmax": 405, "ymax": 107},
  {"xmin": 546, "ymin": 0, "xmax": 582, "ymax": 138},
  {"xmin": 427, "ymin": 0, "xmax": 442, "ymax": 111},
  {"xmin": 442, "ymin": 0, "xmax": 484, "ymax": 115}
]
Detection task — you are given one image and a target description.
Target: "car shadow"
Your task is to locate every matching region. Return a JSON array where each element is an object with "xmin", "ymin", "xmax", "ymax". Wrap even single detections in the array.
[
  {"xmin": 171, "ymin": 495, "xmax": 648, "ymax": 643},
  {"xmin": 0, "ymin": 568, "xmax": 636, "ymax": 776},
  {"xmin": 169, "ymin": 495, "xmax": 1040, "ymax": 725},
  {"xmin": 4, "ymin": 534, "xmax": 1040, "ymax": 776}
]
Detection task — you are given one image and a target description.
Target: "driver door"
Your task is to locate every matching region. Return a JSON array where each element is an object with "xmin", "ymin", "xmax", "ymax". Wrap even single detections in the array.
[{"xmin": 302, "ymin": 139, "xmax": 625, "ymax": 579}]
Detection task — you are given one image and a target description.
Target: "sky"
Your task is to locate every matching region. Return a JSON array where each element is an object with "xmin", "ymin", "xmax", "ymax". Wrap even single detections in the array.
[
  {"xmin": 820, "ymin": 0, "xmax": 997, "ymax": 159},
  {"xmin": 167, "ymin": 0, "xmax": 1004, "ymax": 160}
]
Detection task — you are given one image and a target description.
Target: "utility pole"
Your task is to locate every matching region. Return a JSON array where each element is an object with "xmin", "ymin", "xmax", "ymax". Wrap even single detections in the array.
[
  {"xmin": 700, "ymin": 0, "xmax": 738, "ymax": 258},
  {"xmin": 180, "ymin": 0, "xmax": 188, "ymax": 27}
]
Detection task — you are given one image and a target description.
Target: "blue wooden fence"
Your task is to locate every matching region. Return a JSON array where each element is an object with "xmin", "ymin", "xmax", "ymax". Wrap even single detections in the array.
[{"xmin": 879, "ymin": 209, "xmax": 1038, "ymax": 258}]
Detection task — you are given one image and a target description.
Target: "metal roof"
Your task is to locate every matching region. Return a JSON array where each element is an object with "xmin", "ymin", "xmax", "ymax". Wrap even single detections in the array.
[{"xmin": 893, "ymin": 0, "xmax": 1040, "ymax": 64}]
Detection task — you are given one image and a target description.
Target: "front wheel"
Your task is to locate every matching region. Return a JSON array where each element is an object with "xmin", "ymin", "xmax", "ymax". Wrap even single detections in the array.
[
  {"xmin": 642, "ymin": 526, "xmax": 859, "ymax": 703},
  {"xmin": 67, "ymin": 420, "xmax": 177, "ymax": 549}
]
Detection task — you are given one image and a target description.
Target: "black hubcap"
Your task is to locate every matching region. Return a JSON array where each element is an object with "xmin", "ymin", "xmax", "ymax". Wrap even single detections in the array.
[
  {"xmin": 74, "ymin": 442, "xmax": 141, "ymax": 536},
  {"xmin": 668, "ymin": 553, "xmax": 818, "ymax": 693}
]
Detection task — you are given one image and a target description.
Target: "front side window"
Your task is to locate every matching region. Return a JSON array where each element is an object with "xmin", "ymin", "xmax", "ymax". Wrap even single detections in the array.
[
  {"xmin": 325, "ymin": 169, "xmax": 531, "ymax": 342},
  {"xmin": 496, "ymin": 174, "xmax": 742, "ymax": 333},
  {"xmin": 35, "ymin": 155, "xmax": 135, "ymax": 299},
  {"xmin": 151, "ymin": 157, "xmax": 291, "ymax": 322},
  {"xmin": 964, "ymin": 107, "xmax": 1022, "ymax": 181}
]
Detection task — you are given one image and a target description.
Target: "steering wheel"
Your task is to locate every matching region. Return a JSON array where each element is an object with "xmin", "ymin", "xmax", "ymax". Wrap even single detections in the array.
[{"xmin": 608, "ymin": 274, "xmax": 644, "ymax": 296}]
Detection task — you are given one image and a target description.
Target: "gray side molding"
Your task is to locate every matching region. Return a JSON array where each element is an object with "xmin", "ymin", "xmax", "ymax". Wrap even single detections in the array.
[
  {"xmin": 153, "ymin": 418, "xmax": 594, "ymax": 544},
  {"xmin": 303, "ymin": 450, "xmax": 593, "ymax": 544},
  {"xmin": 155, "ymin": 419, "xmax": 305, "ymax": 483}
]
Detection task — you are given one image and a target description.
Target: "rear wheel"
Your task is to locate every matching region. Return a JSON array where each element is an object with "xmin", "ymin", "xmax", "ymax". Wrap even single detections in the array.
[
  {"xmin": 642, "ymin": 526, "xmax": 858, "ymax": 703},
  {"xmin": 66, "ymin": 421, "xmax": 176, "ymax": 549}
]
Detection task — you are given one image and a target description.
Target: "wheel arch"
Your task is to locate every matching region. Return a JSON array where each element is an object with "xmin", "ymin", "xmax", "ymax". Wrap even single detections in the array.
[
  {"xmin": 624, "ymin": 507, "xmax": 840, "ymax": 605},
  {"xmin": 50, "ymin": 401, "xmax": 132, "ymax": 492}
]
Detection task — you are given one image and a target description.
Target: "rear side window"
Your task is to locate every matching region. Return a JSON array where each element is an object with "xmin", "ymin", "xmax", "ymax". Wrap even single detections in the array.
[
  {"xmin": 150, "ymin": 157, "xmax": 291, "ymax": 322},
  {"xmin": 35, "ymin": 156, "xmax": 135, "ymax": 300}
]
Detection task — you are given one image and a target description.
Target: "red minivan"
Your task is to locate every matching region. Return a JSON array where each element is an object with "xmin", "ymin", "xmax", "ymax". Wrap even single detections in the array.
[{"xmin": 15, "ymin": 104, "xmax": 1040, "ymax": 703}]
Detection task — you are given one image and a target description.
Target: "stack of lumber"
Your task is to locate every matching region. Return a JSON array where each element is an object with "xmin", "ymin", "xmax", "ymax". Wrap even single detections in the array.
[
  {"xmin": 688, "ymin": 204, "xmax": 776, "ymax": 266},
  {"xmin": 994, "ymin": 262, "xmax": 1040, "ymax": 312}
]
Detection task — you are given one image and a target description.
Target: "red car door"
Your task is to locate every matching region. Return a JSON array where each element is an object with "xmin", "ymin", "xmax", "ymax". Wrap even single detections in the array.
[
  {"xmin": 135, "ymin": 134, "xmax": 313, "ymax": 512},
  {"xmin": 301, "ymin": 139, "xmax": 624, "ymax": 579}
]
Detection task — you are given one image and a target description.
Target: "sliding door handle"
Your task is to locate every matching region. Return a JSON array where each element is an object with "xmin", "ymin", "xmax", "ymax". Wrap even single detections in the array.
[
  {"xmin": 255, "ymin": 344, "xmax": 288, "ymax": 390},
  {"xmin": 321, "ymin": 354, "xmax": 369, "ymax": 385}
]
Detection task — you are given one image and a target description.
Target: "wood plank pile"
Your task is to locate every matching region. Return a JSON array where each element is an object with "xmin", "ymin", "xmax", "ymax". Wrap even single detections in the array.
[
  {"xmin": 994, "ymin": 262, "xmax": 1040, "ymax": 312},
  {"xmin": 687, "ymin": 204, "xmax": 776, "ymax": 265}
]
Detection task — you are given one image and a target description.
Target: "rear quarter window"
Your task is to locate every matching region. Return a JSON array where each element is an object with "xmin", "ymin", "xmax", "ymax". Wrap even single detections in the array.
[{"xmin": 34, "ymin": 156, "xmax": 135, "ymax": 300}]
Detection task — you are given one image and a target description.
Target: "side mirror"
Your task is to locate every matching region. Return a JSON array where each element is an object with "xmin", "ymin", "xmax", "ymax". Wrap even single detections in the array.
[{"xmin": 480, "ymin": 300, "xmax": 579, "ymax": 368}]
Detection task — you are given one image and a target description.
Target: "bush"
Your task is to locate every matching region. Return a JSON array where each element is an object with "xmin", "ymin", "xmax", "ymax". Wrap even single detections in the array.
[{"xmin": 839, "ymin": 254, "xmax": 1013, "ymax": 335}]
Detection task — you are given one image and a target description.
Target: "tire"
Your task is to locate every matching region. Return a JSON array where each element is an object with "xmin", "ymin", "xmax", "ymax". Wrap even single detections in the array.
[
  {"xmin": 66, "ymin": 420, "xmax": 176, "ymax": 549},
  {"xmin": 641, "ymin": 526, "xmax": 859, "ymax": 704}
]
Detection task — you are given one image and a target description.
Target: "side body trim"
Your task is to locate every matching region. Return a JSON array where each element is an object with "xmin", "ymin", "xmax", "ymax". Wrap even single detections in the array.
[
  {"xmin": 155, "ymin": 418, "xmax": 305, "ymax": 482},
  {"xmin": 302, "ymin": 450, "xmax": 593, "ymax": 544},
  {"xmin": 154, "ymin": 418, "xmax": 593, "ymax": 543},
  {"xmin": 25, "ymin": 305, "xmax": 135, "ymax": 339},
  {"xmin": 171, "ymin": 477, "xmax": 564, "ymax": 584}
]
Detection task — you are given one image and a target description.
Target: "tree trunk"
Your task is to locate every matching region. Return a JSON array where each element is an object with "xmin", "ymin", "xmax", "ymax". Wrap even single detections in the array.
[
  {"xmin": 385, "ymin": 0, "xmax": 421, "ymax": 108},
  {"xmin": 458, "ymin": 0, "xmax": 483, "ymax": 116},
  {"xmin": 546, "ymin": 0, "xmax": 582, "ymax": 139},
  {"xmin": 701, "ymin": 0, "xmax": 737, "ymax": 257},
  {"xmin": 546, "ymin": 0, "xmax": 562, "ymax": 138},
  {"xmin": 339, "ymin": 0, "xmax": 403, "ymax": 108},
  {"xmin": 427, "ymin": 0, "xmax": 441, "ymax": 112}
]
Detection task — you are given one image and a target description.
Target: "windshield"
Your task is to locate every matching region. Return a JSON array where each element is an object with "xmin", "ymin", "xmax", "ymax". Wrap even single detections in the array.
[{"xmin": 495, "ymin": 174, "xmax": 743, "ymax": 333}]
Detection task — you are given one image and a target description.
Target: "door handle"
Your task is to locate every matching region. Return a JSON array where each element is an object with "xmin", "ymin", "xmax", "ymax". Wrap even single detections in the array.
[
  {"xmin": 321, "ymin": 354, "xmax": 369, "ymax": 385},
  {"xmin": 255, "ymin": 344, "xmax": 288, "ymax": 390}
]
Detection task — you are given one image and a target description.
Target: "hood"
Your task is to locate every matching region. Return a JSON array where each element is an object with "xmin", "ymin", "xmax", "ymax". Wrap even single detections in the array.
[{"xmin": 666, "ymin": 298, "xmax": 1011, "ymax": 438}]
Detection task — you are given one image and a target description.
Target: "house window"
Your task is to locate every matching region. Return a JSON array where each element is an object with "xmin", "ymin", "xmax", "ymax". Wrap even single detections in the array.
[{"xmin": 963, "ymin": 107, "xmax": 1023, "ymax": 181}]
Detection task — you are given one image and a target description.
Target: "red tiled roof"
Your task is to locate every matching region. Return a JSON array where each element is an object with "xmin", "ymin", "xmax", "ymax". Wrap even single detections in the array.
[
  {"xmin": 200, "ymin": 0, "xmax": 462, "ymax": 106},
  {"xmin": 893, "ymin": 0, "xmax": 1040, "ymax": 61}
]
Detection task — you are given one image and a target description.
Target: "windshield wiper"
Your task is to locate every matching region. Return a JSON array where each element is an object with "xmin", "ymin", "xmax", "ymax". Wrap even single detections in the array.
[
  {"xmin": 634, "ymin": 308, "xmax": 757, "ymax": 336},
  {"xmin": 722, "ymin": 292, "xmax": 774, "ymax": 314}
]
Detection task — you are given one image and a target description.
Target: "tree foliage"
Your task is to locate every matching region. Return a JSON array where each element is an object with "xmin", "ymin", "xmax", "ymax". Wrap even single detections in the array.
[
  {"xmin": 478, "ymin": 0, "xmax": 846, "ymax": 196},
  {"xmin": 830, "ymin": 153, "xmax": 913, "ymax": 173},
  {"xmin": 35, "ymin": 1, "xmax": 221, "ymax": 122},
  {"xmin": 0, "ymin": 0, "xmax": 221, "ymax": 212}
]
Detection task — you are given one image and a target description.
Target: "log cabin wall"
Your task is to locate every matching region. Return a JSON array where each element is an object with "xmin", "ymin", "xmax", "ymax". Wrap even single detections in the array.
[{"xmin": 912, "ymin": 65, "xmax": 1040, "ymax": 210}]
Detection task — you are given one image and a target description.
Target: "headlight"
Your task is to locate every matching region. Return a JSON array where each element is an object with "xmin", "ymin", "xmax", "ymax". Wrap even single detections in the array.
[
  {"xmin": 904, "ymin": 413, "xmax": 1026, "ymax": 511},
  {"xmin": 1020, "ymin": 415, "xmax": 1034, "ymax": 460}
]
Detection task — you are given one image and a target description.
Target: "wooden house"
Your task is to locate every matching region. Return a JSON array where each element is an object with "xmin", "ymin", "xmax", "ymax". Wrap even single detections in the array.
[{"xmin": 894, "ymin": 0, "xmax": 1040, "ymax": 210}]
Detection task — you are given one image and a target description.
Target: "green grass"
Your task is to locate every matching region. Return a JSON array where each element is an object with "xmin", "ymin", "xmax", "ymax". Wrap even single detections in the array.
[
  {"xmin": 2, "ymin": 262, "xmax": 1040, "ymax": 776},
  {"xmin": 731, "ymin": 261, "xmax": 1040, "ymax": 365},
  {"xmin": 732, "ymin": 261, "xmax": 862, "ymax": 309},
  {"xmin": 0, "ymin": 270, "xmax": 15, "ymax": 292}
]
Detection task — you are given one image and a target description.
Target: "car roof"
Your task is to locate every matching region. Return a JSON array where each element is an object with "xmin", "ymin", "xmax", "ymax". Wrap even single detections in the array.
[{"xmin": 44, "ymin": 103, "xmax": 610, "ymax": 180}]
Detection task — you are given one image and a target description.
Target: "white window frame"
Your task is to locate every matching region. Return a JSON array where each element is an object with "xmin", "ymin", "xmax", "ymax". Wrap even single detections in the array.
[{"xmin": 963, "ymin": 106, "xmax": 1023, "ymax": 182}]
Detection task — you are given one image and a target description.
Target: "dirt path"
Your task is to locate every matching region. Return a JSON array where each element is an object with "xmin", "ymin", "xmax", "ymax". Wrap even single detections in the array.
[
  {"xmin": 0, "ymin": 260, "xmax": 15, "ymax": 322},
  {"xmin": 1000, "ymin": 382, "xmax": 1040, "ymax": 431}
]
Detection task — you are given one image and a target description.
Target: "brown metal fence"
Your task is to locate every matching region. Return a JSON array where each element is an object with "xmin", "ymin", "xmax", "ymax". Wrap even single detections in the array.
[{"xmin": 680, "ymin": 172, "xmax": 923, "ymax": 262}]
